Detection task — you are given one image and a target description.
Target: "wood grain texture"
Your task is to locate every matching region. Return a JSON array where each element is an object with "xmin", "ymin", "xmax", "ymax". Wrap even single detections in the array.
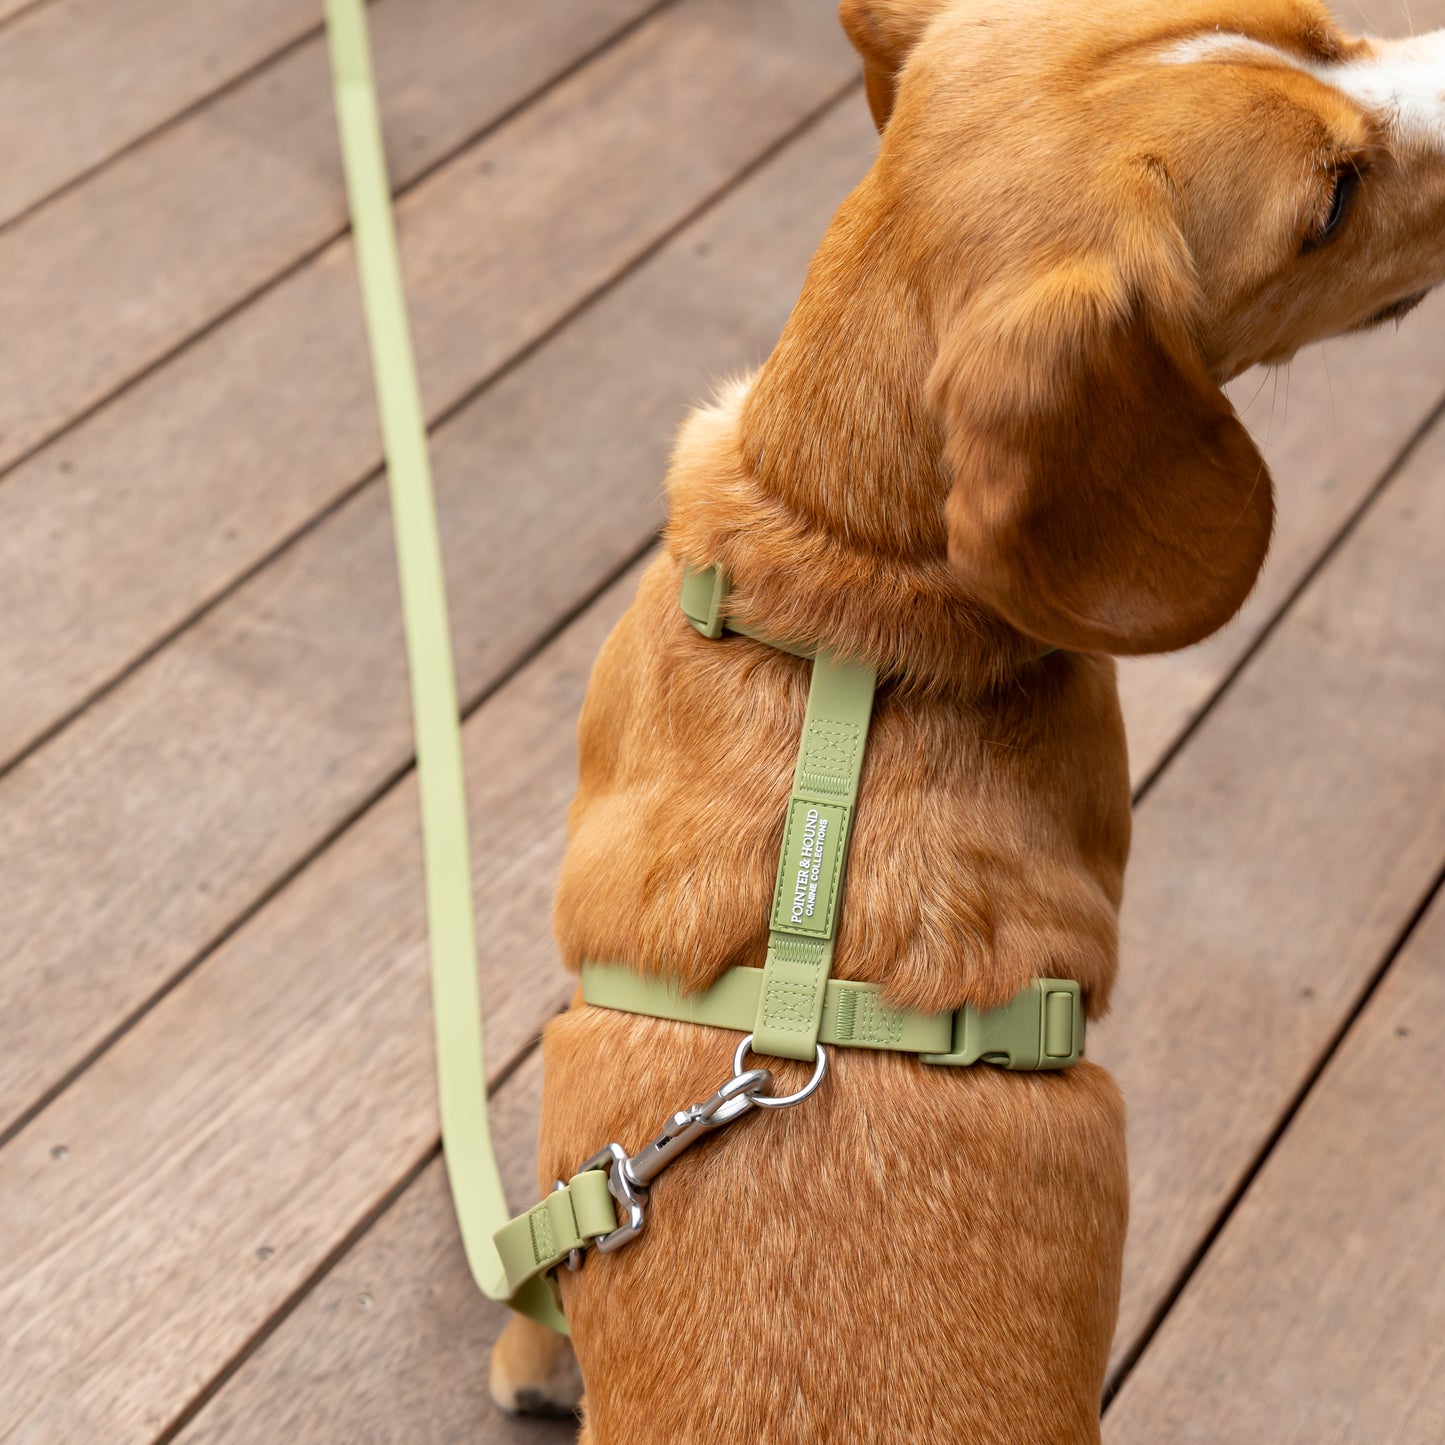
[
  {"xmin": 1097, "ymin": 408, "xmax": 1445, "ymax": 1376},
  {"xmin": 0, "ymin": 0, "xmax": 853, "ymax": 771},
  {"xmin": 0, "ymin": 565, "xmax": 636, "ymax": 1443},
  {"xmin": 1105, "ymin": 888, "xmax": 1445, "ymax": 1444},
  {"xmin": 0, "ymin": 96, "xmax": 875, "ymax": 1143},
  {"xmin": 0, "ymin": 0, "xmax": 657, "ymax": 476},
  {"xmin": 0, "ymin": 0, "xmax": 320, "ymax": 225},
  {"xmin": 177, "ymin": 1055, "xmax": 578, "ymax": 1445}
]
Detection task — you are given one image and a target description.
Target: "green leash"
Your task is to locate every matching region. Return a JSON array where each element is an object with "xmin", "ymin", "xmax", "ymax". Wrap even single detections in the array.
[
  {"xmin": 325, "ymin": 0, "xmax": 563, "ymax": 1333},
  {"xmin": 328, "ymin": 1, "xmax": 1083, "ymax": 1334}
]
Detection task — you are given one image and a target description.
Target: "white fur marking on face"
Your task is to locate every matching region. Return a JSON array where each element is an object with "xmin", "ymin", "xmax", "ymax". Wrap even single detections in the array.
[
  {"xmin": 1315, "ymin": 34, "xmax": 1445, "ymax": 149},
  {"xmin": 1162, "ymin": 29, "xmax": 1445, "ymax": 150}
]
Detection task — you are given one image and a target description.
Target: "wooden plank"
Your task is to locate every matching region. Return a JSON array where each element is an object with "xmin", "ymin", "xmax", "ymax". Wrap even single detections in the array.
[
  {"xmin": 0, "ymin": 0, "xmax": 320, "ymax": 226},
  {"xmin": 176, "ymin": 1056, "xmax": 578, "ymax": 1445},
  {"xmin": 0, "ymin": 0, "xmax": 854, "ymax": 770},
  {"xmin": 0, "ymin": 0, "xmax": 659, "ymax": 477},
  {"xmin": 1096, "ymin": 408, "xmax": 1445, "ymax": 1376},
  {"xmin": 0, "ymin": 566, "xmax": 635, "ymax": 1444},
  {"xmin": 0, "ymin": 89, "xmax": 875, "ymax": 1136},
  {"xmin": 1105, "ymin": 888, "xmax": 1445, "ymax": 1443}
]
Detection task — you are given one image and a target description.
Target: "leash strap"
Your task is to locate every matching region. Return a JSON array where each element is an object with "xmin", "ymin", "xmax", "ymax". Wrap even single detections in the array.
[{"xmin": 325, "ymin": 0, "xmax": 571, "ymax": 1333}]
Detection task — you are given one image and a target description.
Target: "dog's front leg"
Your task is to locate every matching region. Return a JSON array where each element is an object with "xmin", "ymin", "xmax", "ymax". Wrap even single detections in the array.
[{"xmin": 489, "ymin": 1312, "xmax": 584, "ymax": 1420}]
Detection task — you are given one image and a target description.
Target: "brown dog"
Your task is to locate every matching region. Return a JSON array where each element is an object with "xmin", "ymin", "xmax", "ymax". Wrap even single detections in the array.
[{"xmin": 490, "ymin": 1, "xmax": 1445, "ymax": 1438}]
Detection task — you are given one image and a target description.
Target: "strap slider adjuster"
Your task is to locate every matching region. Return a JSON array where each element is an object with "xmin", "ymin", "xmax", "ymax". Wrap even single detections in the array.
[{"xmin": 679, "ymin": 563, "xmax": 728, "ymax": 638}]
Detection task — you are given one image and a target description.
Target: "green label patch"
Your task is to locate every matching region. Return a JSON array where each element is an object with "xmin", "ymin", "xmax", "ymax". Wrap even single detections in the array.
[{"xmin": 771, "ymin": 799, "xmax": 850, "ymax": 938}]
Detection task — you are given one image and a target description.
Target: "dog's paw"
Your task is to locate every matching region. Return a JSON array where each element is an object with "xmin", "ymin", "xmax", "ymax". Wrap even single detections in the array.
[{"xmin": 489, "ymin": 1314, "xmax": 584, "ymax": 1418}]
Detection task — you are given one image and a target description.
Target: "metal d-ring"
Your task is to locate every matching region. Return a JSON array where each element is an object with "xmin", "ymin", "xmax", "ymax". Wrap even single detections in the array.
[{"xmin": 732, "ymin": 1033, "xmax": 828, "ymax": 1108}]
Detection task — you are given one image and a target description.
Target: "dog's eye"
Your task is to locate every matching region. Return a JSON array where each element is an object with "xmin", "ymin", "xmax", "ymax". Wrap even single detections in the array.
[{"xmin": 1303, "ymin": 167, "xmax": 1362, "ymax": 253}]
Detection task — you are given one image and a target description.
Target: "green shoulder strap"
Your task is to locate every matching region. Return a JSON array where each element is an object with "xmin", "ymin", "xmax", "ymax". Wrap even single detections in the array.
[{"xmin": 325, "ymin": 0, "xmax": 567, "ymax": 1333}]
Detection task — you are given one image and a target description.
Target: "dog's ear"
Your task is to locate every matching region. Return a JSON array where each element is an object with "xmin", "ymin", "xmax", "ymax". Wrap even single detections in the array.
[
  {"xmin": 930, "ymin": 195, "xmax": 1274, "ymax": 657},
  {"xmin": 838, "ymin": 0, "xmax": 951, "ymax": 129}
]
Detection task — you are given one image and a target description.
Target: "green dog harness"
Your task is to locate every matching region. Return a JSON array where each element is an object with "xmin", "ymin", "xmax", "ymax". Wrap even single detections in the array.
[
  {"xmin": 490, "ymin": 568, "xmax": 1085, "ymax": 1315},
  {"xmin": 584, "ymin": 564, "xmax": 1084, "ymax": 1073},
  {"xmin": 327, "ymin": 0, "xmax": 1083, "ymax": 1336}
]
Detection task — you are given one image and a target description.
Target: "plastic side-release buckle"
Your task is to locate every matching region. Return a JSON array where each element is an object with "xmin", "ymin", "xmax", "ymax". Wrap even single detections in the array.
[{"xmin": 919, "ymin": 979, "xmax": 1084, "ymax": 1071}]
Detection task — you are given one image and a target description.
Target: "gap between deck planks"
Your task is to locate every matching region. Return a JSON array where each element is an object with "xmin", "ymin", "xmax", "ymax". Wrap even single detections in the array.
[
  {"xmin": 0, "ymin": 0, "xmax": 665, "ymax": 487},
  {"xmin": 1105, "ymin": 881, "xmax": 1445, "ymax": 1444},
  {"xmin": 0, "ymin": 0, "xmax": 323, "ymax": 229},
  {"xmin": 171, "ymin": 385, "xmax": 1445, "ymax": 1441},
  {"xmin": 0, "ymin": 0, "xmax": 861, "ymax": 1136}
]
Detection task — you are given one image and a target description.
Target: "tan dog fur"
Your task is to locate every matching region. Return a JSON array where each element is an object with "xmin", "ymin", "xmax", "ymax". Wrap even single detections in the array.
[{"xmin": 491, "ymin": 1, "xmax": 1445, "ymax": 1438}]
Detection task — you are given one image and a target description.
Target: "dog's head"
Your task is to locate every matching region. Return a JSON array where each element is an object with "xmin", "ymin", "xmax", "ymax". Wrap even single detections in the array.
[{"xmin": 836, "ymin": 0, "xmax": 1445, "ymax": 653}]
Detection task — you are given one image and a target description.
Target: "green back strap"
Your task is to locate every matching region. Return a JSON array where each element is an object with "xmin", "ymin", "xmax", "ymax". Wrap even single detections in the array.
[
  {"xmin": 325, "ymin": 0, "xmax": 566, "ymax": 1333},
  {"xmin": 683, "ymin": 566, "xmax": 877, "ymax": 1061},
  {"xmin": 672, "ymin": 566, "xmax": 1085, "ymax": 1070},
  {"xmin": 755, "ymin": 650, "xmax": 876, "ymax": 1058}
]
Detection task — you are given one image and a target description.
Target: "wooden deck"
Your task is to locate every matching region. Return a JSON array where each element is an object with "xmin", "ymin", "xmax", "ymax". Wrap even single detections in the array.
[{"xmin": 1, "ymin": 1, "xmax": 1442, "ymax": 1439}]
